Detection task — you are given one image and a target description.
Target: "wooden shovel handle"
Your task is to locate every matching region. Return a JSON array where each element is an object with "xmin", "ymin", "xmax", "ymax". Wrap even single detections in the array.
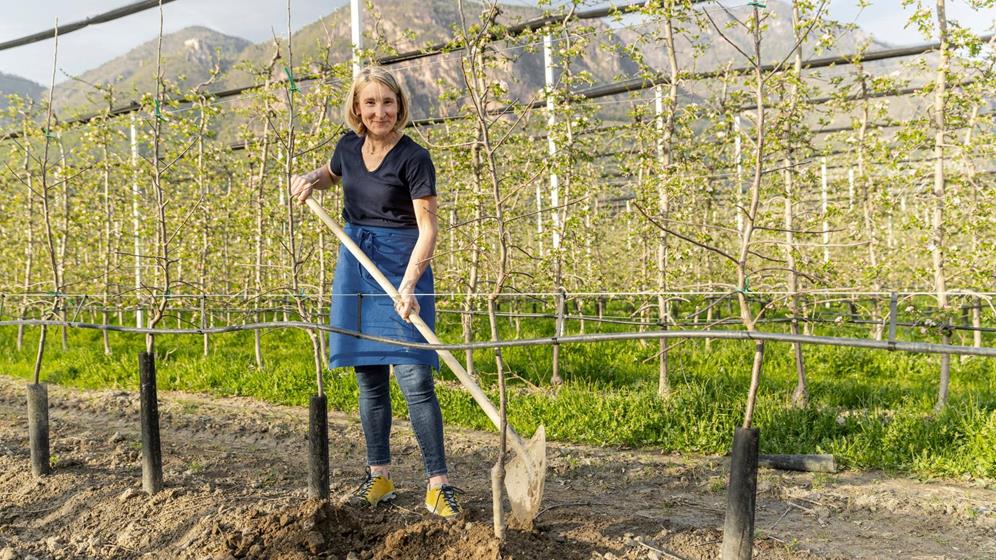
[{"xmin": 305, "ymin": 198, "xmax": 528, "ymax": 455}]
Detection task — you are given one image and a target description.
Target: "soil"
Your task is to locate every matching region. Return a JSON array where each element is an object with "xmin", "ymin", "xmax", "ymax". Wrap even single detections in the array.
[{"xmin": 0, "ymin": 375, "xmax": 993, "ymax": 560}]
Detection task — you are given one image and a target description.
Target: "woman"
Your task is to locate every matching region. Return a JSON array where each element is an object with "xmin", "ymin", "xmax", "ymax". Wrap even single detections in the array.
[{"xmin": 290, "ymin": 66, "xmax": 461, "ymax": 519}]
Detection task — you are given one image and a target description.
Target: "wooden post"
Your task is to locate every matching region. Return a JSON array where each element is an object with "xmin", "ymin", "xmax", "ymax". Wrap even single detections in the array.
[
  {"xmin": 308, "ymin": 394, "xmax": 330, "ymax": 499},
  {"xmin": 758, "ymin": 454, "xmax": 836, "ymax": 473},
  {"xmin": 27, "ymin": 384, "xmax": 51, "ymax": 476},
  {"xmin": 139, "ymin": 352, "xmax": 163, "ymax": 494},
  {"xmin": 722, "ymin": 426, "xmax": 759, "ymax": 560}
]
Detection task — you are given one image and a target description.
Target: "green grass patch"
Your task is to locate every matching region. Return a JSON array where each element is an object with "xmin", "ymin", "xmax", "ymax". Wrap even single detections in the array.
[{"xmin": 2, "ymin": 313, "xmax": 993, "ymax": 480}]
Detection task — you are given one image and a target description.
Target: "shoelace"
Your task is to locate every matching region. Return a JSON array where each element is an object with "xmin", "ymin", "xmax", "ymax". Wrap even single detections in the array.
[
  {"xmin": 433, "ymin": 484, "xmax": 465, "ymax": 513},
  {"xmin": 352, "ymin": 471, "xmax": 378, "ymax": 500}
]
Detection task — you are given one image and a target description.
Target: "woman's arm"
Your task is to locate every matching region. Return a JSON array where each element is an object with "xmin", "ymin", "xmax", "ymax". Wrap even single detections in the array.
[
  {"xmin": 396, "ymin": 196, "xmax": 439, "ymax": 321},
  {"xmin": 290, "ymin": 162, "xmax": 340, "ymax": 204}
]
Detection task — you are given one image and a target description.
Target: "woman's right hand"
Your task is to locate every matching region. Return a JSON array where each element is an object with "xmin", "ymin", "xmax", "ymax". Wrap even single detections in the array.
[{"xmin": 290, "ymin": 174, "xmax": 314, "ymax": 204}]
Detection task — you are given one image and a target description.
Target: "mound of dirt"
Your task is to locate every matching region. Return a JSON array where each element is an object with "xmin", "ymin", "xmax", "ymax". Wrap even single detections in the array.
[
  {"xmin": 212, "ymin": 498, "xmax": 598, "ymax": 560},
  {"xmin": 215, "ymin": 500, "xmax": 365, "ymax": 559}
]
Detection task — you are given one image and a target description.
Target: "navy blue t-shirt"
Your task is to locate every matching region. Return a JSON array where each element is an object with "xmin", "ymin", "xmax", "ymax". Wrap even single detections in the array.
[{"xmin": 329, "ymin": 131, "xmax": 437, "ymax": 228}]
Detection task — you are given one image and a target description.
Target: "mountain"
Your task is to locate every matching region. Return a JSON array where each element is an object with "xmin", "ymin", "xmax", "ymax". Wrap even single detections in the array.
[
  {"xmin": 51, "ymin": 26, "xmax": 252, "ymax": 114},
  {"xmin": 36, "ymin": 0, "xmax": 642, "ymax": 120},
  {"xmin": 614, "ymin": 0, "xmax": 937, "ymax": 131},
  {"xmin": 3, "ymin": 0, "xmax": 936, "ymax": 128},
  {"xmin": 0, "ymin": 72, "xmax": 43, "ymax": 111},
  {"xmin": 618, "ymin": 1, "xmax": 893, "ymax": 71},
  {"xmin": 224, "ymin": 0, "xmax": 641, "ymax": 120}
]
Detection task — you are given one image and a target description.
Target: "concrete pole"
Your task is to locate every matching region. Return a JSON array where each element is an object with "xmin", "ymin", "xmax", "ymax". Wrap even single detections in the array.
[
  {"xmin": 734, "ymin": 115, "xmax": 743, "ymax": 238},
  {"xmin": 351, "ymin": 0, "xmax": 363, "ymax": 78},
  {"xmin": 543, "ymin": 34, "xmax": 561, "ymax": 252},
  {"xmin": 130, "ymin": 113, "xmax": 143, "ymax": 329},
  {"xmin": 821, "ymin": 157, "xmax": 830, "ymax": 265},
  {"xmin": 847, "ymin": 167, "xmax": 855, "ymax": 210}
]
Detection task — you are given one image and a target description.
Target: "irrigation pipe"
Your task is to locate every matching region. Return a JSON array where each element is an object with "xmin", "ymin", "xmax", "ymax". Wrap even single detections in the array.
[
  {"xmin": 10, "ymin": 290, "xmax": 996, "ymax": 297},
  {"xmin": 11, "ymin": 306, "xmax": 993, "ymax": 333},
  {"xmin": 2, "ymin": 320, "xmax": 994, "ymax": 358}
]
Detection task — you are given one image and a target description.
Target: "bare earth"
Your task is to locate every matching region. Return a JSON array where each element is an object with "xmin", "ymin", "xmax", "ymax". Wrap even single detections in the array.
[{"xmin": 0, "ymin": 375, "xmax": 993, "ymax": 560}]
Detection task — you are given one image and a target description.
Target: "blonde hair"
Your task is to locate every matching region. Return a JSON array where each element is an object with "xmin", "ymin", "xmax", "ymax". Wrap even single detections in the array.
[{"xmin": 342, "ymin": 66, "xmax": 410, "ymax": 135}]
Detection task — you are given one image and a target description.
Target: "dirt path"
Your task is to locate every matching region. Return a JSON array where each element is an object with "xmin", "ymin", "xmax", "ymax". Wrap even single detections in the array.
[{"xmin": 0, "ymin": 375, "xmax": 993, "ymax": 559}]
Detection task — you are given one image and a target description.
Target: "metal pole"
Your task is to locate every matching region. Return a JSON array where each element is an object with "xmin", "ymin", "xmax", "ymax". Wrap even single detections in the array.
[{"xmin": 7, "ymin": 319, "xmax": 996, "ymax": 358}]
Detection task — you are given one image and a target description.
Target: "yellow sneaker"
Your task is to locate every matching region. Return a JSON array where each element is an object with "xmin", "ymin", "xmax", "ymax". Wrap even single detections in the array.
[
  {"xmin": 348, "ymin": 469, "xmax": 396, "ymax": 507},
  {"xmin": 425, "ymin": 484, "xmax": 464, "ymax": 519}
]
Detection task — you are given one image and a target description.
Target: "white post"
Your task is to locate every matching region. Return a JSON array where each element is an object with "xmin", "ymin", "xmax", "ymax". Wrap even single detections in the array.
[
  {"xmin": 130, "ymin": 113, "xmax": 144, "ymax": 329},
  {"xmin": 543, "ymin": 33, "xmax": 560, "ymax": 251},
  {"xmin": 535, "ymin": 180, "xmax": 544, "ymax": 257},
  {"xmin": 351, "ymin": 0, "xmax": 363, "ymax": 78},
  {"xmin": 655, "ymin": 85, "xmax": 664, "ymax": 161},
  {"xmin": 277, "ymin": 143, "xmax": 286, "ymax": 208},
  {"xmin": 847, "ymin": 166, "xmax": 855, "ymax": 210},
  {"xmin": 887, "ymin": 189, "xmax": 895, "ymax": 249},
  {"xmin": 734, "ymin": 114, "xmax": 743, "ymax": 238},
  {"xmin": 821, "ymin": 156, "xmax": 830, "ymax": 265}
]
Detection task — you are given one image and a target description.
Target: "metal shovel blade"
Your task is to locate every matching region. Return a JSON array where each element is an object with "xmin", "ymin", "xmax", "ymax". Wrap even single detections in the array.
[{"xmin": 505, "ymin": 424, "xmax": 546, "ymax": 529}]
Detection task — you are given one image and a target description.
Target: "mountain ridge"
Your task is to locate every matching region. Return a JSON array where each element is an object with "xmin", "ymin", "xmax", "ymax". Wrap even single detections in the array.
[{"xmin": 0, "ymin": 0, "xmax": 932, "ymax": 122}]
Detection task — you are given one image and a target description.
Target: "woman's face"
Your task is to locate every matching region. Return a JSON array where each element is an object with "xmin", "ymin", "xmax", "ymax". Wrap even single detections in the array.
[{"xmin": 355, "ymin": 80, "xmax": 399, "ymax": 138}]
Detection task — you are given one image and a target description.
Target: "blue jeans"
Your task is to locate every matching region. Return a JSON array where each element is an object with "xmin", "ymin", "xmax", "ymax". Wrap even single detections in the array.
[{"xmin": 355, "ymin": 363, "xmax": 448, "ymax": 478}]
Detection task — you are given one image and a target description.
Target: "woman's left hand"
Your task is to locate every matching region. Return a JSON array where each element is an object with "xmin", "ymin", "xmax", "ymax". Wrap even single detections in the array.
[{"xmin": 395, "ymin": 282, "xmax": 420, "ymax": 322}]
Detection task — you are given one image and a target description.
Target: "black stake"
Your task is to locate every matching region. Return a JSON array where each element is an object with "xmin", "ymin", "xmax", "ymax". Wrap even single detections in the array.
[
  {"xmin": 722, "ymin": 426, "xmax": 760, "ymax": 560},
  {"xmin": 308, "ymin": 394, "xmax": 330, "ymax": 499},
  {"xmin": 26, "ymin": 383, "xmax": 50, "ymax": 476},
  {"xmin": 139, "ymin": 351, "xmax": 163, "ymax": 494}
]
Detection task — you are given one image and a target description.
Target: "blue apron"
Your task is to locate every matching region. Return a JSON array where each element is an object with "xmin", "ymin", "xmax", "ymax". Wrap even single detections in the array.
[{"xmin": 328, "ymin": 223, "xmax": 438, "ymax": 369}]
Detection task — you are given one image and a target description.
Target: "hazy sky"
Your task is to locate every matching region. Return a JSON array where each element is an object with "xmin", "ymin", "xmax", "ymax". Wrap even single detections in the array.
[{"xmin": 1, "ymin": 0, "xmax": 994, "ymax": 85}]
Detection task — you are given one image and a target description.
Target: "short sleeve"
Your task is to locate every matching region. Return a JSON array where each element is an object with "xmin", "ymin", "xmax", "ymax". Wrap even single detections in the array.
[
  {"xmin": 329, "ymin": 144, "xmax": 342, "ymax": 177},
  {"xmin": 329, "ymin": 136, "xmax": 344, "ymax": 177},
  {"xmin": 403, "ymin": 148, "xmax": 437, "ymax": 199}
]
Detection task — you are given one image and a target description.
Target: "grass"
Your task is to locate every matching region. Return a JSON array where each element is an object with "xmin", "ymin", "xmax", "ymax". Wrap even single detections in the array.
[{"xmin": 1, "ymin": 309, "xmax": 994, "ymax": 481}]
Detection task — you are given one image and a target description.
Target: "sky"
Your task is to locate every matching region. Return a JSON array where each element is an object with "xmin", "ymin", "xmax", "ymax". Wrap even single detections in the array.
[{"xmin": 1, "ymin": 0, "xmax": 994, "ymax": 85}]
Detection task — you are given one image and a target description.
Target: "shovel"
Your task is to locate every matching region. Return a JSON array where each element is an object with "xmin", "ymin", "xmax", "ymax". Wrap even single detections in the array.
[{"xmin": 305, "ymin": 198, "xmax": 546, "ymax": 527}]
